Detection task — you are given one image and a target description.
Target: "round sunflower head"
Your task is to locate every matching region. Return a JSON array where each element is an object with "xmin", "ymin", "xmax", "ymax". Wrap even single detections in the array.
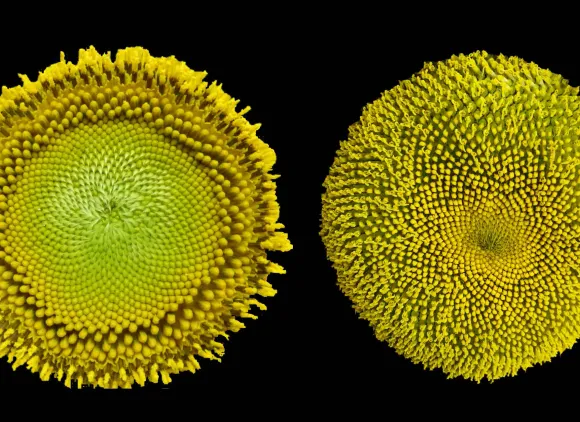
[
  {"xmin": 0, "ymin": 46, "xmax": 291, "ymax": 388},
  {"xmin": 321, "ymin": 51, "xmax": 580, "ymax": 381}
]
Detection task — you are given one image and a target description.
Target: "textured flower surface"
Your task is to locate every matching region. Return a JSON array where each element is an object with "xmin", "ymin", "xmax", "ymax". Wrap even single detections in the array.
[
  {"xmin": 321, "ymin": 51, "xmax": 580, "ymax": 381},
  {"xmin": 0, "ymin": 47, "xmax": 291, "ymax": 388}
]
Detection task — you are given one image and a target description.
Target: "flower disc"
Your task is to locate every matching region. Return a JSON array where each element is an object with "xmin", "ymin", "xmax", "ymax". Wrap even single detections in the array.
[
  {"xmin": 321, "ymin": 51, "xmax": 580, "ymax": 381},
  {"xmin": 0, "ymin": 47, "xmax": 291, "ymax": 388}
]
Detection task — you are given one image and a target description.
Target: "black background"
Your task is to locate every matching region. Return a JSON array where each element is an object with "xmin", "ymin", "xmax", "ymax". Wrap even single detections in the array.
[{"xmin": 0, "ymin": 12, "xmax": 578, "ymax": 408}]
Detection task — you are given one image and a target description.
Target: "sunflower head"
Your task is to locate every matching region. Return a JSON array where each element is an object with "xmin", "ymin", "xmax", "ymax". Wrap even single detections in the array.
[
  {"xmin": 0, "ymin": 46, "xmax": 291, "ymax": 388},
  {"xmin": 321, "ymin": 51, "xmax": 580, "ymax": 381}
]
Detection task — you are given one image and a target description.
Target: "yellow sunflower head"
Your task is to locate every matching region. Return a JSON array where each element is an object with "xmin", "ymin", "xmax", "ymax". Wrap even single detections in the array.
[
  {"xmin": 321, "ymin": 51, "xmax": 580, "ymax": 381},
  {"xmin": 0, "ymin": 46, "xmax": 291, "ymax": 388}
]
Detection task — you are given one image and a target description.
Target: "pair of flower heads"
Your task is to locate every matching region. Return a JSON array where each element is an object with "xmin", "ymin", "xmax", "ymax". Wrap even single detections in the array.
[{"xmin": 0, "ymin": 46, "xmax": 577, "ymax": 388}]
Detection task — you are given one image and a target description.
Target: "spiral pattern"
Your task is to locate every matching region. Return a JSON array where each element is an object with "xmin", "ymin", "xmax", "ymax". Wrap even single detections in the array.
[
  {"xmin": 321, "ymin": 51, "xmax": 580, "ymax": 381},
  {"xmin": 0, "ymin": 47, "xmax": 291, "ymax": 388}
]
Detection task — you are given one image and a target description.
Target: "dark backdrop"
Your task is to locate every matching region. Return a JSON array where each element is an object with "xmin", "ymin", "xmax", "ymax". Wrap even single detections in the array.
[{"xmin": 0, "ymin": 14, "xmax": 577, "ymax": 408}]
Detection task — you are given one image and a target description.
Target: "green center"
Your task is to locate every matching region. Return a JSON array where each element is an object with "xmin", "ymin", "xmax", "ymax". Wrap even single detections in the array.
[
  {"xmin": 469, "ymin": 216, "xmax": 515, "ymax": 255},
  {"xmin": 8, "ymin": 119, "xmax": 217, "ymax": 322}
]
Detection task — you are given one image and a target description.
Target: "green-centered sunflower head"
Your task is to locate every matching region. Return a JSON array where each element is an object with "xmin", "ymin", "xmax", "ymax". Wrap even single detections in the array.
[
  {"xmin": 321, "ymin": 51, "xmax": 580, "ymax": 382},
  {"xmin": 0, "ymin": 46, "xmax": 292, "ymax": 388}
]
